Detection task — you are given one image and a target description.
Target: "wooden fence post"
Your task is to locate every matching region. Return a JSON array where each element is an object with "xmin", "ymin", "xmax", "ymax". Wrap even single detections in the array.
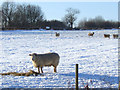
[
  {"xmin": 119, "ymin": 81, "xmax": 120, "ymax": 90},
  {"xmin": 76, "ymin": 64, "xmax": 78, "ymax": 90}
]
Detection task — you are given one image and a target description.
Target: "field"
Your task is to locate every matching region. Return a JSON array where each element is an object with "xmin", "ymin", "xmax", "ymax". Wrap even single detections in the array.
[{"xmin": 0, "ymin": 29, "xmax": 118, "ymax": 88}]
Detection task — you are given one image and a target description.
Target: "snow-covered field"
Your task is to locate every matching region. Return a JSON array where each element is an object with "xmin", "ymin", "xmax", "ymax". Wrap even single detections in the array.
[{"xmin": 0, "ymin": 29, "xmax": 118, "ymax": 88}]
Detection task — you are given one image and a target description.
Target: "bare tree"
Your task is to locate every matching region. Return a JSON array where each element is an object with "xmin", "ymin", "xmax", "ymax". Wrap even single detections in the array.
[
  {"xmin": 26, "ymin": 4, "xmax": 44, "ymax": 24},
  {"xmin": 12, "ymin": 4, "xmax": 28, "ymax": 28},
  {"xmin": 2, "ymin": 2, "xmax": 16, "ymax": 28},
  {"xmin": 94, "ymin": 16, "xmax": 105, "ymax": 28},
  {"xmin": 63, "ymin": 8, "xmax": 80, "ymax": 29},
  {"xmin": 10, "ymin": 4, "xmax": 44, "ymax": 28},
  {"xmin": 78, "ymin": 18, "xmax": 87, "ymax": 29}
]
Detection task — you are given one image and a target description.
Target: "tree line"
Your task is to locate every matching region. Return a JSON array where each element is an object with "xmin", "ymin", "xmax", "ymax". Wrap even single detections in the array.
[
  {"xmin": 1, "ymin": 2, "xmax": 119, "ymax": 30},
  {"xmin": 78, "ymin": 16, "xmax": 119, "ymax": 30}
]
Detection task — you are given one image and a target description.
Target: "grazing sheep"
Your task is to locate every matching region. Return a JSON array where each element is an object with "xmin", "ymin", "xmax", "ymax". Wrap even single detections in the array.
[
  {"xmin": 29, "ymin": 52, "xmax": 60, "ymax": 73},
  {"xmin": 88, "ymin": 32, "xmax": 94, "ymax": 36},
  {"xmin": 113, "ymin": 34, "xmax": 118, "ymax": 39},
  {"xmin": 55, "ymin": 32, "xmax": 60, "ymax": 37},
  {"xmin": 104, "ymin": 34, "xmax": 110, "ymax": 38}
]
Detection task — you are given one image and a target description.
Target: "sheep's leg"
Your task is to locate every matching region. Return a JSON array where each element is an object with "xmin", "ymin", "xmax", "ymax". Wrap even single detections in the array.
[
  {"xmin": 41, "ymin": 67, "xmax": 43, "ymax": 73},
  {"xmin": 38, "ymin": 67, "xmax": 40, "ymax": 73},
  {"xmin": 54, "ymin": 66, "xmax": 57, "ymax": 73}
]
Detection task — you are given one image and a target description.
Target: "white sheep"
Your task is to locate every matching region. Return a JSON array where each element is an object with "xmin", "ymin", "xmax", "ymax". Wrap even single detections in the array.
[{"xmin": 29, "ymin": 53, "xmax": 60, "ymax": 73}]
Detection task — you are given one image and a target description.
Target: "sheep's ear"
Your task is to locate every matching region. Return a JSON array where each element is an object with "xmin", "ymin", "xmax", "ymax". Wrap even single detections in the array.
[{"xmin": 29, "ymin": 54, "xmax": 32, "ymax": 56}]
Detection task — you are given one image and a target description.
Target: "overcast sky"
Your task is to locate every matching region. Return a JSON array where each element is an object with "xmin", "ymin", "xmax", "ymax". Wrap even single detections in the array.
[{"xmin": 0, "ymin": 0, "xmax": 119, "ymax": 23}]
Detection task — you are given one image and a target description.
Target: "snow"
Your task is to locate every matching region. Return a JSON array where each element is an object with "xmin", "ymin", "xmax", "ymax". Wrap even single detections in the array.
[{"xmin": 0, "ymin": 29, "xmax": 118, "ymax": 88}]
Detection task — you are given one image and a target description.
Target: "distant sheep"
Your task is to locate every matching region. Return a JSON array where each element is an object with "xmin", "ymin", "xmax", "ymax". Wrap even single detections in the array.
[
  {"xmin": 29, "ymin": 53, "xmax": 60, "ymax": 73},
  {"xmin": 104, "ymin": 34, "xmax": 110, "ymax": 38},
  {"xmin": 88, "ymin": 32, "xmax": 94, "ymax": 36},
  {"xmin": 113, "ymin": 34, "xmax": 118, "ymax": 39},
  {"xmin": 55, "ymin": 32, "xmax": 60, "ymax": 37}
]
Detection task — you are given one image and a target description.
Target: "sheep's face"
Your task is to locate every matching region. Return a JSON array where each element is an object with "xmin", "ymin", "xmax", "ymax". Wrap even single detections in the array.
[{"xmin": 29, "ymin": 53, "xmax": 37, "ymax": 61}]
